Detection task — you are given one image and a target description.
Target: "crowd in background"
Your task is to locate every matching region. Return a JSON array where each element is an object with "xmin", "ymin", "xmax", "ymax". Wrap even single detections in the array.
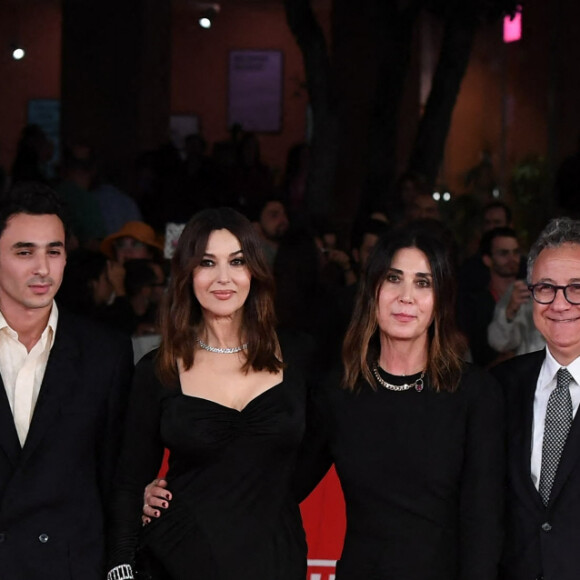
[{"xmin": 0, "ymin": 122, "xmax": 562, "ymax": 372}]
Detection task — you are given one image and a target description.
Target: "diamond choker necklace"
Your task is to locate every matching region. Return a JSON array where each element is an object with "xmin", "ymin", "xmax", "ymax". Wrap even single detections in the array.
[
  {"xmin": 197, "ymin": 339, "xmax": 248, "ymax": 354},
  {"xmin": 372, "ymin": 363, "xmax": 425, "ymax": 392}
]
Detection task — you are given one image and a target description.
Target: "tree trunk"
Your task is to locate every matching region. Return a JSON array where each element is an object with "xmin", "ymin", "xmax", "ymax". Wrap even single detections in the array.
[
  {"xmin": 284, "ymin": 0, "xmax": 340, "ymax": 216},
  {"xmin": 407, "ymin": 12, "xmax": 478, "ymax": 186},
  {"xmin": 362, "ymin": 0, "xmax": 423, "ymax": 215}
]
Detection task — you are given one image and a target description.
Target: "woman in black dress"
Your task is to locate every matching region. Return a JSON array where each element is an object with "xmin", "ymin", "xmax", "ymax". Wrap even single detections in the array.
[
  {"xmin": 107, "ymin": 208, "xmax": 307, "ymax": 580},
  {"xmin": 295, "ymin": 225, "xmax": 505, "ymax": 580}
]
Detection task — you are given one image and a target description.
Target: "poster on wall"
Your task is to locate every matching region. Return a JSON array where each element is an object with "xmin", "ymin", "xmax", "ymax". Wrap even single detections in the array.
[{"xmin": 228, "ymin": 50, "xmax": 283, "ymax": 133}]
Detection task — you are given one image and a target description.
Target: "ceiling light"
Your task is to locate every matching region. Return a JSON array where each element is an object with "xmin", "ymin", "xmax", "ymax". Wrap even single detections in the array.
[
  {"xmin": 197, "ymin": 4, "xmax": 220, "ymax": 29},
  {"xmin": 199, "ymin": 15, "xmax": 212, "ymax": 29},
  {"xmin": 12, "ymin": 46, "xmax": 25, "ymax": 60}
]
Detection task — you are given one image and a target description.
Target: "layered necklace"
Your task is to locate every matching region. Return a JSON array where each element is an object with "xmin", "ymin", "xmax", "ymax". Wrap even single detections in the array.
[
  {"xmin": 197, "ymin": 339, "xmax": 248, "ymax": 354},
  {"xmin": 372, "ymin": 363, "xmax": 425, "ymax": 392}
]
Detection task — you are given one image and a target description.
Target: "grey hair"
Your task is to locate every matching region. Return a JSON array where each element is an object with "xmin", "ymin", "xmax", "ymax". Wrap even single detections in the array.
[{"xmin": 528, "ymin": 217, "xmax": 580, "ymax": 281}]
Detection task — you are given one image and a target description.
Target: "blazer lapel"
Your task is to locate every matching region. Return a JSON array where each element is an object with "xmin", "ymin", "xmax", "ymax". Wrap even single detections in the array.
[
  {"xmin": 0, "ymin": 375, "xmax": 22, "ymax": 467},
  {"xmin": 512, "ymin": 352, "xmax": 545, "ymax": 509},
  {"xmin": 20, "ymin": 314, "xmax": 80, "ymax": 464}
]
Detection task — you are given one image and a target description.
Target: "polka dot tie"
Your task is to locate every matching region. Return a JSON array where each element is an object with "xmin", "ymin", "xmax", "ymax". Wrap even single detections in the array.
[{"xmin": 539, "ymin": 367, "xmax": 574, "ymax": 506}]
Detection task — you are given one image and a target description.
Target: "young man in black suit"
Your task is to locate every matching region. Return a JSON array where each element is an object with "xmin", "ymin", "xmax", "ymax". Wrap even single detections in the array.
[
  {"xmin": 0, "ymin": 182, "xmax": 133, "ymax": 579},
  {"xmin": 493, "ymin": 217, "xmax": 580, "ymax": 580}
]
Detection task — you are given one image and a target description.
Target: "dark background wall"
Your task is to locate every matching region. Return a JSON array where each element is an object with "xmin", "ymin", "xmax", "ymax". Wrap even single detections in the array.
[{"xmin": 1, "ymin": 0, "xmax": 579, "ymax": 207}]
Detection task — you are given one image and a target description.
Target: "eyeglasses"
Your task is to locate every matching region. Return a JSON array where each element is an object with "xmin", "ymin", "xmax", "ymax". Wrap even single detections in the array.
[{"xmin": 528, "ymin": 283, "xmax": 580, "ymax": 305}]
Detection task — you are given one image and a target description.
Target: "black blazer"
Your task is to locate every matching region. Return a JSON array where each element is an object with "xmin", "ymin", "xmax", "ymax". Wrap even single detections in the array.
[
  {"xmin": 493, "ymin": 350, "xmax": 580, "ymax": 580},
  {"xmin": 0, "ymin": 308, "xmax": 133, "ymax": 580}
]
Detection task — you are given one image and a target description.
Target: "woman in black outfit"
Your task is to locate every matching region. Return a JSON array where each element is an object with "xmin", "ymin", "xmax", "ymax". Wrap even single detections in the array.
[
  {"xmin": 294, "ymin": 226, "xmax": 505, "ymax": 580},
  {"xmin": 144, "ymin": 226, "xmax": 505, "ymax": 580},
  {"xmin": 107, "ymin": 208, "xmax": 307, "ymax": 580}
]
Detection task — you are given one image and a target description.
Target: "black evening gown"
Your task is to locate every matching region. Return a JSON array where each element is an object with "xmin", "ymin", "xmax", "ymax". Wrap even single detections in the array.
[{"xmin": 108, "ymin": 350, "xmax": 307, "ymax": 580}]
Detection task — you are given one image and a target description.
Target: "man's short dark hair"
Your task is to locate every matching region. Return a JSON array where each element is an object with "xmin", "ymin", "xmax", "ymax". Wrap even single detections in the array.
[
  {"xmin": 245, "ymin": 196, "xmax": 287, "ymax": 224},
  {"xmin": 480, "ymin": 226, "xmax": 518, "ymax": 257},
  {"xmin": 1, "ymin": 181, "xmax": 68, "ymax": 239},
  {"xmin": 350, "ymin": 218, "xmax": 389, "ymax": 252},
  {"xmin": 483, "ymin": 201, "xmax": 512, "ymax": 225},
  {"xmin": 61, "ymin": 144, "xmax": 96, "ymax": 173}
]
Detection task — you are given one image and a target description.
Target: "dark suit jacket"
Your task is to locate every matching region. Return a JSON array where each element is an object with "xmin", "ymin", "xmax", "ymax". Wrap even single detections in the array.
[
  {"xmin": 493, "ymin": 350, "xmax": 580, "ymax": 580},
  {"xmin": 0, "ymin": 307, "xmax": 133, "ymax": 580}
]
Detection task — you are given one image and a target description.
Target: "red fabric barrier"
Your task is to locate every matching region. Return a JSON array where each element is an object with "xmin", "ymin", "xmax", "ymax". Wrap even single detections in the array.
[
  {"xmin": 158, "ymin": 449, "xmax": 170, "ymax": 478},
  {"xmin": 300, "ymin": 466, "xmax": 346, "ymax": 579}
]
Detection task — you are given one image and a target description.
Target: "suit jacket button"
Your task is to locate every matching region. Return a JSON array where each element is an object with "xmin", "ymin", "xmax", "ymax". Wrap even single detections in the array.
[
  {"xmin": 541, "ymin": 522, "xmax": 552, "ymax": 532},
  {"xmin": 38, "ymin": 533, "xmax": 49, "ymax": 543}
]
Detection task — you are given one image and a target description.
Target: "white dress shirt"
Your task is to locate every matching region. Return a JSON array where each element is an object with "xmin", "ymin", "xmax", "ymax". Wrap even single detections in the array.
[
  {"xmin": 530, "ymin": 347, "xmax": 580, "ymax": 489},
  {"xmin": 0, "ymin": 304, "xmax": 58, "ymax": 446}
]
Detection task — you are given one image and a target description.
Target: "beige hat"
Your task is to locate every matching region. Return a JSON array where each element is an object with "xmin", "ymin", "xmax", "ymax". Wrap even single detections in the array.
[{"xmin": 100, "ymin": 221, "xmax": 164, "ymax": 259}]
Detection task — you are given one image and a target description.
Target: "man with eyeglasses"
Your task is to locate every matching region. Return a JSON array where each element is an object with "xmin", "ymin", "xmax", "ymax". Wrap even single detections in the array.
[{"xmin": 492, "ymin": 217, "xmax": 580, "ymax": 580}]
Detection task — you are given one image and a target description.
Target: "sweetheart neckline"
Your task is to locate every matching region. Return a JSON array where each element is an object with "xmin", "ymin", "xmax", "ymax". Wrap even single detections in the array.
[{"xmin": 178, "ymin": 380, "xmax": 284, "ymax": 413}]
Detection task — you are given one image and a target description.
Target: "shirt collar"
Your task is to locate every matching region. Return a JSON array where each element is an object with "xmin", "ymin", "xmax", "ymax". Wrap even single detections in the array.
[
  {"xmin": 538, "ymin": 346, "xmax": 580, "ymax": 391},
  {"xmin": 0, "ymin": 302, "xmax": 59, "ymax": 349},
  {"xmin": 45, "ymin": 302, "xmax": 59, "ymax": 349}
]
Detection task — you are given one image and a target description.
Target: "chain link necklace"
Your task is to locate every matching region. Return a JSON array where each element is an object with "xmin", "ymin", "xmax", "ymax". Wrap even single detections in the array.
[
  {"xmin": 372, "ymin": 363, "xmax": 425, "ymax": 392},
  {"xmin": 197, "ymin": 339, "xmax": 248, "ymax": 354}
]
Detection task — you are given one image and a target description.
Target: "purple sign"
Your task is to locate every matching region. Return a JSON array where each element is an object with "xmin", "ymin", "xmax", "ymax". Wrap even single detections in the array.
[{"xmin": 228, "ymin": 50, "xmax": 283, "ymax": 133}]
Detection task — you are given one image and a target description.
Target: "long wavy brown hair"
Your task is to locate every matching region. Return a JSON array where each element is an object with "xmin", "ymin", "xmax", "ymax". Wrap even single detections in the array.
[
  {"xmin": 342, "ymin": 225, "xmax": 466, "ymax": 393},
  {"xmin": 157, "ymin": 207, "xmax": 282, "ymax": 384}
]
